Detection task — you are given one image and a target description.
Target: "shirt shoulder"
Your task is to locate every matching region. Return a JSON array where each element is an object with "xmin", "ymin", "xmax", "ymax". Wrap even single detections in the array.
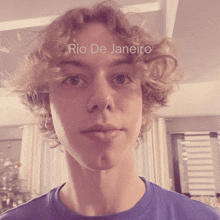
[
  {"xmin": 151, "ymin": 182, "xmax": 220, "ymax": 220},
  {"xmin": 0, "ymin": 187, "xmax": 60, "ymax": 220}
]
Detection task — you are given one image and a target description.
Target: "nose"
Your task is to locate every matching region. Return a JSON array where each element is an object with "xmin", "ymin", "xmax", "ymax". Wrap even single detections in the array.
[{"xmin": 87, "ymin": 75, "xmax": 115, "ymax": 113}]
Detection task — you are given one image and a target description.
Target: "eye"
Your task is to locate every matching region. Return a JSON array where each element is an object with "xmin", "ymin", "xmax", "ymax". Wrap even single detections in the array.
[
  {"xmin": 115, "ymin": 74, "xmax": 131, "ymax": 84},
  {"xmin": 65, "ymin": 76, "xmax": 84, "ymax": 85}
]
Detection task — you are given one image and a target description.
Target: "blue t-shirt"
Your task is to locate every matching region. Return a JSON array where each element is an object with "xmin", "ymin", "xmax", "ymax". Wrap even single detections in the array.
[{"xmin": 0, "ymin": 177, "xmax": 219, "ymax": 219}]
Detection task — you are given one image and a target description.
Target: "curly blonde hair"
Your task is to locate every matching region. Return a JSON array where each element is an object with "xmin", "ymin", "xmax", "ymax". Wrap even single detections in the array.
[{"xmin": 5, "ymin": 1, "xmax": 181, "ymax": 145}]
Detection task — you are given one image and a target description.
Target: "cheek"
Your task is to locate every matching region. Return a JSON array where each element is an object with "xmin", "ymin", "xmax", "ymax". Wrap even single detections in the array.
[
  {"xmin": 116, "ymin": 88, "xmax": 143, "ymax": 132},
  {"xmin": 50, "ymin": 88, "xmax": 84, "ymax": 116},
  {"xmin": 49, "ymin": 92, "xmax": 78, "ymax": 132},
  {"xmin": 49, "ymin": 94, "xmax": 83, "ymax": 148},
  {"xmin": 118, "ymin": 87, "xmax": 143, "ymax": 115}
]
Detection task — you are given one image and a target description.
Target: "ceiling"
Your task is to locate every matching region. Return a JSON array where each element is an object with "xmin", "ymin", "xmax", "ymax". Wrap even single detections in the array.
[
  {"xmin": 172, "ymin": 0, "xmax": 220, "ymax": 83},
  {"xmin": 0, "ymin": 0, "xmax": 220, "ymax": 89}
]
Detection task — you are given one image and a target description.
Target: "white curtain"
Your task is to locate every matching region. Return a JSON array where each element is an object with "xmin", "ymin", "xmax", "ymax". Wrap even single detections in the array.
[
  {"xmin": 135, "ymin": 117, "xmax": 171, "ymax": 190},
  {"xmin": 19, "ymin": 124, "xmax": 67, "ymax": 198},
  {"xmin": 19, "ymin": 118, "xmax": 170, "ymax": 199}
]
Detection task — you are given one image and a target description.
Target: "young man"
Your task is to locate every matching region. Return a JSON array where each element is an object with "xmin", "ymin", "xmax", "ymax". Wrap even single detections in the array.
[{"xmin": 1, "ymin": 1, "xmax": 219, "ymax": 219}]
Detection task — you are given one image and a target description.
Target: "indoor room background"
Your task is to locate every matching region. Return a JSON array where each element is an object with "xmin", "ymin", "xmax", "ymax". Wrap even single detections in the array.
[{"xmin": 0, "ymin": 0, "xmax": 220, "ymax": 212}]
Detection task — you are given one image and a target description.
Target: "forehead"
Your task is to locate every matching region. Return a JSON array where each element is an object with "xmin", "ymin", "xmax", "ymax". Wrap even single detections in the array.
[
  {"xmin": 65, "ymin": 23, "xmax": 130, "ymax": 67},
  {"xmin": 73, "ymin": 23, "xmax": 122, "ymax": 48}
]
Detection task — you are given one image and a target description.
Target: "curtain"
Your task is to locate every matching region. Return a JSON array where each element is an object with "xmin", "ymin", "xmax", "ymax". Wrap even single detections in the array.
[
  {"xmin": 19, "ymin": 125, "xmax": 67, "ymax": 198},
  {"xmin": 135, "ymin": 117, "xmax": 171, "ymax": 190}
]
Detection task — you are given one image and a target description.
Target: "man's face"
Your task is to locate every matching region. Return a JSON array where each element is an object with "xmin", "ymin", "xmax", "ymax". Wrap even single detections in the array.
[{"xmin": 49, "ymin": 23, "xmax": 143, "ymax": 170}]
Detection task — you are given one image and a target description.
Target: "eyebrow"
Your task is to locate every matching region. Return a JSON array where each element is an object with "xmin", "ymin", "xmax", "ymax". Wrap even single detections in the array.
[
  {"xmin": 60, "ymin": 58, "xmax": 133, "ymax": 69},
  {"xmin": 60, "ymin": 60, "xmax": 89, "ymax": 69},
  {"xmin": 108, "ymin": 58, "xmax": 133, "ymax": 67}
]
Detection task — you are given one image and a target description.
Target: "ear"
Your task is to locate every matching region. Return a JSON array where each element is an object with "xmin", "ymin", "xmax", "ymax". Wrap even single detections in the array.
[{"xmin": 45, "ymin": 116, "xmax": 54, "ymax": 130}]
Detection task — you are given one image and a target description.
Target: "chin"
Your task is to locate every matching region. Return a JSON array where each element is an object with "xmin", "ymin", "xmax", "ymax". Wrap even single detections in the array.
[
  {"xmin": 83, "ymin": 152, "xmax": 122, "ymax": 171},
  {"xmin": 84, "ymin": 163, "xmax": 115, "ymax": 171}
]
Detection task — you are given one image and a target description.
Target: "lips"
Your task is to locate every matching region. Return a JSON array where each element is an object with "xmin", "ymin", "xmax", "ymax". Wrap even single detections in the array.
[
  {"xmin": 81, "ymin": 124, "xmax": 120, "ymax": 133},
  {"xmin": 81, "ymin": 124, "xmax": 123, "ymax": 142}
]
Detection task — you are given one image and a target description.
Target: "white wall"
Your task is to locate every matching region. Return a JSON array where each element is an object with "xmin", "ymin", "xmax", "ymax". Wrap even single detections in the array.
[
  {"xmin": 0, "ymin": 90, "xmax": 34, "ymax": 126},
  {"xmin": 157, "ymin": 80, "xmax": 220, "ymax": 117}
]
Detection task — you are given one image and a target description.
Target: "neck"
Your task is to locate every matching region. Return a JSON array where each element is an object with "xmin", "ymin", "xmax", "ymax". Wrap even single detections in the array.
[{"xmin": 59, "ymin": 149, "xmax": 146, "ymax": 216}]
